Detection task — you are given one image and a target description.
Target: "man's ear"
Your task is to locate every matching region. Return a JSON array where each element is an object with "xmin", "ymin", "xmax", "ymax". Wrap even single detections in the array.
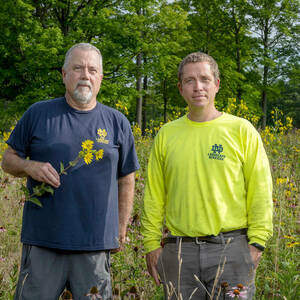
[
  {"xmin": 62, "ymin": 68, "xmax": 66, "ymax": 84},
  {"xmin": 216, "ymin": 79, "xmax": 220, "ymax": 93},
  {"xmin": 177, "ymin": 82, "xmax": 183, "ymax": 95}
]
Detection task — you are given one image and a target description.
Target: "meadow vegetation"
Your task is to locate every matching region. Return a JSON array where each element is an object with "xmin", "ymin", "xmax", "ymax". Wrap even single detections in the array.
[{"xmin": 0, "ymin": 104, "xmax": 299, "ymax": 299}]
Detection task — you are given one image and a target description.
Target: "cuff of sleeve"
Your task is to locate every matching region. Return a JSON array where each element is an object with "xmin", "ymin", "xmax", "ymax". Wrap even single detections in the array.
[
  {"xmin": 144, "ymin": 240, "xmax": 162, "ymax": 254},
  {"xmin": 248, "ymin": 236, "xmax": 267, "ymax": 248},
  {"xmin": 250, "ymin": 242, "xmax": 265, "ymax": 251}
]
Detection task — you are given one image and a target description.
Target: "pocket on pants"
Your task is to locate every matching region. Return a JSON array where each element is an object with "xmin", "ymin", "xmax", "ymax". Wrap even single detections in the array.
[
  {"xmin": 156, "ymin": 248, "xmax": 164, "ymax": 283},
  {"xmin": 21, "ymin": 244, "xmax": 32, "ymax": 270}
]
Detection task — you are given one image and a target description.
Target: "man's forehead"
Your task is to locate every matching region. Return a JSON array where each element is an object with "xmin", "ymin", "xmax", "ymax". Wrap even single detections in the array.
[
  {"xmin": 182, "ymin": 62, "xmax": 211, "ymax": 73},
  {"xmin": 69, "ymin": 49, "xmax": 100, "ymax": 64}
]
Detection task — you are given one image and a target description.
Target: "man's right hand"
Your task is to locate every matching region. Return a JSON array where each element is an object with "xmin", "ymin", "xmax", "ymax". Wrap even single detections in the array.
[
  {"xmin": 24, "ymin": 160, "xmax": 60, "ymax": 188},
  {"xmin": 146, "ymin": 247, "xmax": 162, "ymax": 286},
  {"xmin": 1, "ymin": 147, "xmax": 60, "ymax": 188}
]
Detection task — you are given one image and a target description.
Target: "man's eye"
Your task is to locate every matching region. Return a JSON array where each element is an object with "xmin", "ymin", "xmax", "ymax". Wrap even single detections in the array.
[{"xmin": 185, "ymin": 79, "xmax": 194, "ymax": 83}]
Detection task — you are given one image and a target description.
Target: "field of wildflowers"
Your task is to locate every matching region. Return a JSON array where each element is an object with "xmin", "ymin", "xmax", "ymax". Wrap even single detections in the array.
[{"xmin": 0, "ymin": 103, "xmax": 299, "ymax": 299}]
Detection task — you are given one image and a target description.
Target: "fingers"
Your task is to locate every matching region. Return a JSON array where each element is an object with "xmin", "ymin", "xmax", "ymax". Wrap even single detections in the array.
[
  {"xmin": 149, "ymin": 264, "xmax": 160, "ymax": 286},
  {"xmin": 146, "ymin": 248, "xmax": 162, "ymax": 286},
  {"xmin": 24, "ymin": 161, "xmax": 60, "ymax": 188},
  {"xmin": 248, "ymin": 244, "xmax": 262, "ymax": 269}
]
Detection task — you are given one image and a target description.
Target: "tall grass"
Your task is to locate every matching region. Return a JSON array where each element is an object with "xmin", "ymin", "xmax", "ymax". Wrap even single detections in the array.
[{"xmin": 0, "ymin": 125, "xmax": 299, "ymax": 299}]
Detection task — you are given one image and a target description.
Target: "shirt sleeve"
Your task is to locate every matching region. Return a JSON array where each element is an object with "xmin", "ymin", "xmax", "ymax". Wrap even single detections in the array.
[
  {"xmin": 117, "ymin": 117, "xmax": 140, "ymax": 177},
  {"xmin": 6, "ymin": 108, "xmax": 33, "ymax": 158},
  {"xmin": 141, "ymin": 130, "xmax": 166, "ymax": 253},
  {"xmin": 242, "ymin": 124, "xmax": 273, "ymax": 247}
]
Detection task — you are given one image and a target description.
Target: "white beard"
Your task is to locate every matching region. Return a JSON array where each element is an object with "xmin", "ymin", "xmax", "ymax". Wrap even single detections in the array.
[{"xmin": 73, "ymin": 87, "xmax": 93, "ymax": 104}]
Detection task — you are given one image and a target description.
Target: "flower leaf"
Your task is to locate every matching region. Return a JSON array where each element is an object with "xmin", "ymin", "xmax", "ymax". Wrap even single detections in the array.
[
  {"xmin": 21, "ymin": 184, "xmax": 29, "ymax": 197},
  {"xmin": 28, "ymin": 197, "xmax": 43, "ymax": 207},
  {"xmin": 60, "ymin": 162, "xmax": 65, "ymax": 173},
  {"xmin": 43, "ymin": 185, "xmax": 54, "ymax": 195}
]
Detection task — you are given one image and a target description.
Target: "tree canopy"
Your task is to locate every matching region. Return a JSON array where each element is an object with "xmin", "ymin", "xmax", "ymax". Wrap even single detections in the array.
[{"xmin": 0, "ymin": 0, "xmax": 299, "ymax": 129}]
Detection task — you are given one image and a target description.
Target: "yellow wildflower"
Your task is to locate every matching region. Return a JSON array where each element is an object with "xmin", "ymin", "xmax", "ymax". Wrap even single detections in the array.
[
  {"xmin": 95, "ymin": 149, "xmax": 104, "ymax": 160},
  {"xmin": 84, "ymin": 152, "xmax": 93, "ymax": 165},
  {"xmin": 287, "ymin": 241, "xmax": 300, "ymax": 248},
  {"xmin": 82, "ymin": 140, "xmax": 94, "ymax": 151}
]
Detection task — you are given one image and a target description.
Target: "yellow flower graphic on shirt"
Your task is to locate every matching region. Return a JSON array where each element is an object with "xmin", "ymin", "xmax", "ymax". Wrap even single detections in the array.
[
  {"xmin": 98, "ymin": 128, "xmax": 107, "ymax": 138},
  {"xmin": 97, "ymin": 128, "xmax": 109, "ymax": 144}
]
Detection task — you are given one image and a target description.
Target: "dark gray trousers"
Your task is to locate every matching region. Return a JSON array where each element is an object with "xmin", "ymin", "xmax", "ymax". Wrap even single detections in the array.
[
  {"xmin": 157, "ymin": 235, "xmax": 255, "ymax": 300},
  {"xmin": 14, "ymin": 245, "xmax": 112, "ymax": 300}
]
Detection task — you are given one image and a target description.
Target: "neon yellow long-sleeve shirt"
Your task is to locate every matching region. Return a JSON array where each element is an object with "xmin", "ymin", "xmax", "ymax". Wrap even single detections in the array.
[{"xmin": 141, "ymin": 113, "xmax": 273, "ymax": 253}]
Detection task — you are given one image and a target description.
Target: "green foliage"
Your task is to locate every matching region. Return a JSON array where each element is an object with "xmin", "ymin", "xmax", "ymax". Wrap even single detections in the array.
[{"xmin": 0, "ymin": 0, "xmax": 299, "ymax": 131}]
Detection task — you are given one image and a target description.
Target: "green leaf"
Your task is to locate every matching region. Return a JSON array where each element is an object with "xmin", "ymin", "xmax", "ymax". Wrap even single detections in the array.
[
  {"xmin": 33, "ymin": 185, "xmax": 44, "ymax": 196},
  {"xmin": 21, "ymin": 184, "xmax": 29, "ymax": 197},
  {"xmin": 27, "ymin": 197, "xmax": 43, "ymax": 207},
  {"xmin": 43, "ymin": 185, "xmax": 54, "ymax": 195},
  {"xmin": 60, "ymin": 162, "xmax": 65, "ymax": 173}
]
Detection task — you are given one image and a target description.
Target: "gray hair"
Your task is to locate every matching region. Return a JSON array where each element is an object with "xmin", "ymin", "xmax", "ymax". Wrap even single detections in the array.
[
  {"xmin": 178, "ymin": 52, "xmax": 220, "ymax": 84},
  {"xmin": 63, "ymin": 43, "xmax": 103, "ymax": 74}
]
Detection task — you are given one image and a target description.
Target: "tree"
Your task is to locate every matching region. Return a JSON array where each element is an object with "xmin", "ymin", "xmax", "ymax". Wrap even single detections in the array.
[{"xmin": 248, "ymin": 0, "xmax": 300, "ymax": 128}]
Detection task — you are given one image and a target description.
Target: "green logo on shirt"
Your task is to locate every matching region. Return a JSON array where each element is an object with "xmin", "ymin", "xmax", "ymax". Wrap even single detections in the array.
[{"xmin": 208, "ymin": 144, "xmax": 226, "ymax": 160}]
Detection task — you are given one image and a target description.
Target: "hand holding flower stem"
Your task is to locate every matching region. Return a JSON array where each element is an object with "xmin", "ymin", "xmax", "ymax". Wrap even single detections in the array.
[{"xmin": 23, "ymin": 139, "xmax": 104, "ymax": 207}]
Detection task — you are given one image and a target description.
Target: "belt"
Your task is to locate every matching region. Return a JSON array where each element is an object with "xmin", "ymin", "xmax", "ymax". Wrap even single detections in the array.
[{"xmin": 162, "ymin": 229, "xmax": 247, "ymax": 246}]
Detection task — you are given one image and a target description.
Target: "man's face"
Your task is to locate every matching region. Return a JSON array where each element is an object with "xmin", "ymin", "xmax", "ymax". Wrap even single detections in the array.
[
  {"xmin": 178, "ymin": 62, "xmax": 220, "ymax": 112},
  {"xmin": 62, "ymin": 49, "xmax": 103, "ymax": 107}
]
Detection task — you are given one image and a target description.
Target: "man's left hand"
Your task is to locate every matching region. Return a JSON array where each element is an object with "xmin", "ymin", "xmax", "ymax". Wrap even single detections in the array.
[{"xmin": 248, "ymin": 244, "xmax": 262, "ymax": 269}]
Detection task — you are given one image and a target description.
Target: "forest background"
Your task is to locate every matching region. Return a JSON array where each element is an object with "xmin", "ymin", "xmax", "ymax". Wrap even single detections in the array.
[
  {"xmin": 0, "ymin": 0, "xmax": 299, "ymax": 131},
  {"xmin": 0, "ymin": 1, "xmax": 299, "ymax": 299}
]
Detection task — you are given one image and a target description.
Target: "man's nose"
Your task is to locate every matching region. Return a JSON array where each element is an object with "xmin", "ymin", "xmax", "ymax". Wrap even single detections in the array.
[
  {"xmin": 193, "ymin": 79, "xmax": 203, "ymax": 90},
  {"xmin": 80, "ymin": 67, "xmax": 89, "ymax": 79}
]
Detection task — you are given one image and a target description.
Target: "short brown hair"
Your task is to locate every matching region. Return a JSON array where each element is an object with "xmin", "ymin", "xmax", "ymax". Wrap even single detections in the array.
[{"xmin": 178, "ymin": 52, "xmax": 220, "ymax": 84}]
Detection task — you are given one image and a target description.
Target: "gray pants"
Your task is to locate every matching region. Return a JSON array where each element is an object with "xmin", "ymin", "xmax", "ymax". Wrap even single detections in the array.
[
  {"xmin": 157, "ymin": 235, "xmax": 255, "ymax": 300},
  {"xmin": 14, "ymin": 244, "xmax": 112, "ymax": 300}
]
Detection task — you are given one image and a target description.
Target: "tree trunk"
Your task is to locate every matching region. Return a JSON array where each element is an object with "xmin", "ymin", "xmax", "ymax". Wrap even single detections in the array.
[
  {"xmin": 261, "ymin": 19, "xmax": 270, "ymax": 130},
  {"xmin": 261, "ymin": 64, "xmax": 268, "ymax": 129},
  {"xmin": 142, "ymin": 57, "xmax": 148, "ymax": 134},
  {"xmin": 136, "ymin": 52, "xmax": 143, "ymax": 128},
  {"xmin": 163, "ymin": 80, "xmax": 167, "ymax": 123}
]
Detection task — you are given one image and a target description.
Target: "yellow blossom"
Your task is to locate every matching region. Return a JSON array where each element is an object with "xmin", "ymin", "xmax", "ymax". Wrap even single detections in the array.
[
  {"xmin": 287, "ymin": 241, "xmax": 300, "ymax": 248},
  {"xmin": 82, "ymin": 140, "xmax": 94, "ymax": 151},
  {"xmin": 84, "ymin": 152, "xmax": 93, "ymax": 164},
  {"xmin": 97, "ymin": 128, "xmax": 107, "ymax": 138},
  {"xmin": 95, "ymin": 149, "xmax": 104, "ymax": 160}
]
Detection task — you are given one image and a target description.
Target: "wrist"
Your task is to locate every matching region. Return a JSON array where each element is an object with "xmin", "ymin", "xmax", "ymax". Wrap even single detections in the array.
[{"xmin": 250, "ymin": 242, "xmax": 265, "ymax": 251}]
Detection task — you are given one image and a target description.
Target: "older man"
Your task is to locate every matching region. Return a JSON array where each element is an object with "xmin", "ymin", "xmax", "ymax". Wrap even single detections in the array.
[
  {"xmin": 2, "ymin": 43, "xmax": 139, "ymax": 300},
  {"xmin": 141, "ymin": 52, "xmax": 273, "ymax": 299}
]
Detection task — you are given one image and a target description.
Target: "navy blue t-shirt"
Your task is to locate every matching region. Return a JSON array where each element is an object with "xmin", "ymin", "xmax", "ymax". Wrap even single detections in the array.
[{"xmin": 7, "ymin": 97, "xmax": 140, "ymax": 250}]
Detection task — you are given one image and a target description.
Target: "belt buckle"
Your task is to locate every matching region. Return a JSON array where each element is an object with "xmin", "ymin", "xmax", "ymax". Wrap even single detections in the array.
[{"xmin": 195, "ymin": 237, "xmax": 206, "ymax": 245}]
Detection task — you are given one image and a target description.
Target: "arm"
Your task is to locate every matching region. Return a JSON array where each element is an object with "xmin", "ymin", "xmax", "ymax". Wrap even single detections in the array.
[
  {"xmin": 248, "ymin": 244, "xmax": 263, "ymax": 269},
  {"xmin": 141, "ymin": 132, "xmax": 166, "ymax": 284},
  {"xmin": 118, "ymin": 172, "xmax": 135, "ymax": 248},
  {"xmin": 1, "ymin": 146, "xmax": 60, "ymax": 188},
  {"xmin": 242, "ymin": 125, "xmax": 273, "ymax": 267},
  {"xmin": 146, "ymin": 247, "xmax": 162, "ymax": 286}
]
